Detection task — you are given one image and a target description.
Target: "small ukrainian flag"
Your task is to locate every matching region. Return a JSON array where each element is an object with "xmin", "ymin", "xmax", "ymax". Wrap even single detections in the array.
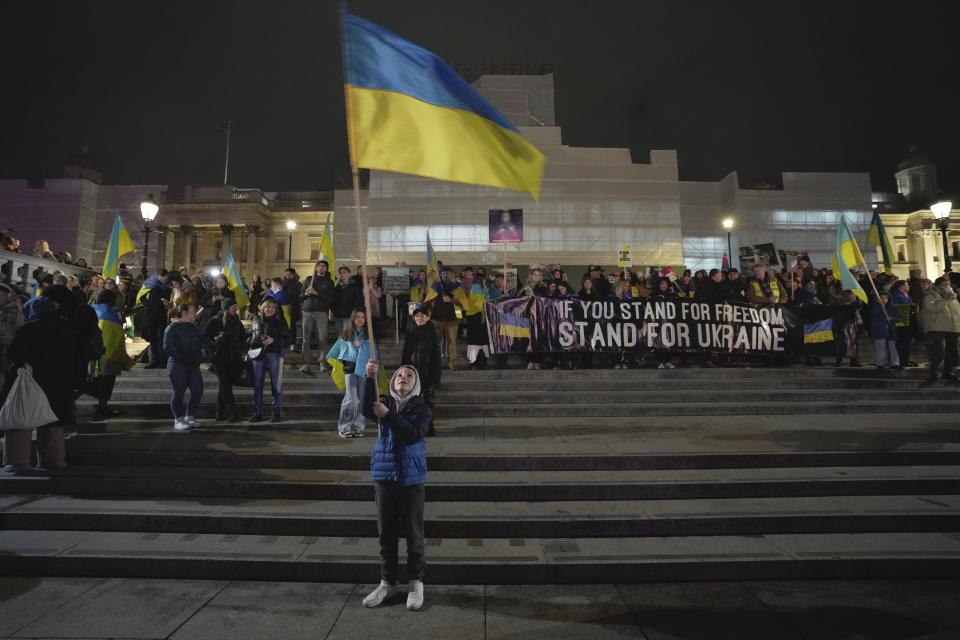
[
  {"xmin": 803, "ymin": 319, "xmax": 834, "ymax": 345},
  {"xmin": 498, "ymin": 312, "xmax": 531, "ymax": 339}
]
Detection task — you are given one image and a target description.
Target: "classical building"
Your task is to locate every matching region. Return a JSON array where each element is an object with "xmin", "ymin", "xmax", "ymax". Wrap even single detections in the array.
[{"xmin": 2, "ymin": 75, "xmax": 951, "ymax": 283}]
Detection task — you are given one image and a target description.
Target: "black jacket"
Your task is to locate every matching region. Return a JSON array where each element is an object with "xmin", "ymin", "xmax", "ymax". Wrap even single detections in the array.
[
  {"xmin": 333, "ymin": 280, "xmax": 364, "ymax": 318},
  {"xmin": 204, "ymin": 313, "xmax": 247, "ymax": 367},
  {"xmin": 302, "ymin": 274, "xmax": 336, "ymax": 313},
  {"xmin": 1, "ymin": 313, "xmax": 77, "ymax": 424},
  {"xmin": 248, "ymin": 313, "xmax": 292, "ymax": 354},
  {"xmin": 697, "ymin": 279, "xmax": 726, "ymax": 305},
  {"xmin": 401, "ymin": 322, "xmax": 442, "ymax": 387}
]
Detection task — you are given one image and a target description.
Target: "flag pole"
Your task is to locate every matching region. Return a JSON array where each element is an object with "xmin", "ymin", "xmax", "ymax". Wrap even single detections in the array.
[
  {"xmin": 340, "ymin": 3, "xmax": 376, "ymax": 349},
  {"xmin": 223, "ymin": 120, "xmax": 231, "ymax": 185}
]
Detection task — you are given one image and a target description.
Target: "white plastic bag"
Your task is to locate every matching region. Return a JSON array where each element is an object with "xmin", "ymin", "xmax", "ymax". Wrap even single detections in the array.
[{"xmin": 0, "ymin": 364, "xmax": 59, "ymax": 430}]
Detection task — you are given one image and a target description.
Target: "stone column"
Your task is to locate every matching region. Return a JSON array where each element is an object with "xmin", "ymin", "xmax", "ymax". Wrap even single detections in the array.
[
  {"xmin": 220, "ymin": 224, "xmax": 234, "ymax": 263},
  {"xmin": 244, "ymin": 224, "xmax": 260, "ymax": 278},
  {"xmin": 179, "ymin": 225, "xmax": 194, "ymax": 273}
]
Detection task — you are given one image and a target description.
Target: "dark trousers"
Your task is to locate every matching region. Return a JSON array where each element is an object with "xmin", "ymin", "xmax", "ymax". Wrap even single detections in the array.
[
  {"xmin": 375, "ymin": 481, "xmax": 425, "ymax": 583},
  {"xmin": 895, "ymin": 330, "xmax": 912, "ymax": 366},
  {"xmin": 167, "ymin": 362, "xmax": 203, "ymax": 419},
  {"xmin": 216, "ymin": 364, "xmax": 240, "ymax": 418},
  {"xmin": 96, "ymin": 374, "xmax": 116, "ymax": 412},
  {"xmin": 926, "ymin": 331, "xmax": 959, "ymax": 378}
]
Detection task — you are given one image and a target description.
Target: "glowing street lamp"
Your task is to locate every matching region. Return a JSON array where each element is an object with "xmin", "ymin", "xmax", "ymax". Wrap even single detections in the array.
[
  {"xmin": 139, "ymin": 194, "xmax": 159, "ymax": 278},
  {"xmin": 722, "ymin": 218, "xmax": 734, "ymax": 265},
  {"xmin": 931, "ymin": 201, "xmax": 953, "ymax": 273},
  {"xmin": 286, "ymin": 220, "xmax": 297, "ymax": 269}
]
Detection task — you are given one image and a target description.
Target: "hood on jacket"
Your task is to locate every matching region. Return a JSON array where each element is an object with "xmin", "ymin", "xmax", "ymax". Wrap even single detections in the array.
[
  {"xmin": 390, "ymin": 365, "xmax": 421, "ymax": 413},
  {"xmin": 21, "ymin": 296, "xmax": 56, "ymax": 322}
]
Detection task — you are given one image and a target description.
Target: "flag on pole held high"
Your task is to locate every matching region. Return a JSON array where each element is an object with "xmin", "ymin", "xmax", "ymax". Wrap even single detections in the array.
[
  {"xmin": 102, "ymin": 210, "xmax": 135, "ymax": 279},
  {"xmin": 722, "ymin": 254, "xmax": 731, "ymax": 269},
  {"xmin": 867, "ymin": 210, "xmax": 895, "ymax": 275},
  {"xmin": 340, "ymin": 7, "xmax": 545, "ymax": 199},
  {"xmin": 424, "ymin": 231, "xmax": 440, "ymax": 302},
  {"xmin": 319, "ymin": 213, "xmax": 335, "ymax": 267},
  {"xmin": 222, "ymin": 248, "xmax": 249, "ymax": 308},
  {"xmin": 832, "ymin": 215, "xmax": 868, "ymax": 303}
]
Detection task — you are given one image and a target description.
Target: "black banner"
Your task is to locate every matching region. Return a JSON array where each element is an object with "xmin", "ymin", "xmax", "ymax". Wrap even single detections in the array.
[{"xmin": 485, "ymin": 296, "xmax": 856, "ymax": 355}]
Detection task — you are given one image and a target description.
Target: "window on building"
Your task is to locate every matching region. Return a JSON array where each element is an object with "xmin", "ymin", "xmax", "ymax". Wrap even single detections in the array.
[
  {"xmin": 309, "ymin": 236, "xmax": 322, "ymax": 261},
  {"xmin": 897, "ymin": 244, "xmax": 906, "ymax": 263},
  {"xmin": 953, "ymin": 242, "xmax": 960, "ymax": 260},
  {"xmin": 275, "ymin": 241, "xmax": 286, "ymax": 261}
]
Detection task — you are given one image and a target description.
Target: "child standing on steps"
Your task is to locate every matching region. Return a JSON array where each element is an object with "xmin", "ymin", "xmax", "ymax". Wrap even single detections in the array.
[{"xmin": 325, "ymin": 307, "xmax": 378, "ymax": 438}]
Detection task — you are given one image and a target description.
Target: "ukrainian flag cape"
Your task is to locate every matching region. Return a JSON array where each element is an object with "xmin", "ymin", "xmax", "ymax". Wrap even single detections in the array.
[
  {"xmin": 341, "ymin": 9, "xmax": 545, "ymax": 199},
  {"xmin": 453, "ymin": 283, "xmax": 485, "ymax": 316},
  {"xmin": 93, "ymin": 303, "xmax": 134, "ymax": 372},
  {"xmin": 102, "ymin": 211, "xmax": 135, "ymax": 279}
]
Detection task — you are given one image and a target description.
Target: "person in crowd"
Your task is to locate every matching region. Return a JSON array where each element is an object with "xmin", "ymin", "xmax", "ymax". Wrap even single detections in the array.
[
  {"xmin": 908, "ymin": 269, "xmax": 925, "ymax": 306},
  {"xmin": 889, "ymin": 279, "xmax": 918, "ymax": 368},
  {"xmin": 204, "ymin": 299, "xmax": 247, "ymax": 422},
  {"xmin": 283, "ymin": 268, "xmax": 302, "ymax": 351},
  {"xmin": 360, "ymin": 360, "xmax": 431, "ymax": 611},
  {"xmin": 32, "ymin": 272, "xmax": 54, "ymax": 299},
  {"xmin": 724, "ymin": 268, "xmax": 745, "ymax": 302},
  {"xmin": 140, "ymin": 270, "xmax": 171, "ymax": 368},
  {"xmin": 248, "ymin": 274, "xmax": 264, "ymax": 316},
  {"xmin": 163, "ymin": 303, "xmax": 210, "ymax": 432},
  {"xmin": 455, "ymin": 268, "xmax": 488, "ymax": 370},
  {"xmin": 326, "ymin": 307, "xmax": 377, "ymax": 437},
  {"xmin": 519, "ymin": 268, "xmax": 549, "ymax": 297},
  {"xmin": 675, "ymin": 270, "xmax": 696, "ymax": 299},
  {"xmin": 401, "ymin": 304, "xmax": 441, "ymax": 434},
  {"xmin": 367, "ymin": 274, "xmax": 384, "ymax": 339},
  {"xmin": 33, "ymin": 240, "xmax": 56, "ymax": 261},
  {"xmin": 90, "ymin": 289, "xmax": 134, "ymax": 420},
  {"xmin": 0, "ymin": 284, "xmax": 21, "ymax": 384},
  {"xmin": 796, "ymin": 278, "xmax": 821, "ymax": 305},
  {"xmin": 697, "ymin": 269, "xmax": 727, "ymax": 368},
  {"xmin": 247, "ymin": 297, "xmax": 292, "ymax": 423},
  {"xmin": 611, "ymin": 279, "xmax": 638, "ymax": 369},
  {"xmin": 427, "ymin": 267, "xmax": 461, "ymax": 369},
  {"xmin": 333, "ymin": 266, "xmax": 364, "ymax": 335},
  {"xmin": 66, "ymin": 275, "xmax": 84, "ymax": 303},
  {"xmin": 211, "ymin": 274, "xmax": 235, "ymax": 307},
  {"xmin": 921, "ymin": 276, "xmax": 960, "ymax": 384},
  {"xmin": 1, "ymin": 296, "xmax": 75, "ymax": 473},
  {"xmin": 264, "ymin": 277, "xmax": 292, "ymax": 331},
  {"xmin": 115, "ymin": 278, "xmax": 133, "ymax": 316},
  {"xmin": 84, "ymin": 275, "xmax": 103, "ymax": 304},
  {"xmin": 650, "ymin": 278, "xmax": 677, "ymax": 369},
  {"xmin": 817, "ymin": 273, "xmax": 842, "ymax": 305},
  {"xmin": 177, "ymin": 278, "xmax": 199, "ymax": 309},
  {"xmin": 869, "ymin": 291, "xmax": 901, "ymax": 371},
  {"xmin": 587, "ymin": 265, "xmax": 611, "ymax": 299},
  {"xmin": 833, "ymin": 290, "xmax": 863, "ymax": 367},
  {"xmin": 745, "ymin": 264, "xmax": 786, "ymax": 306},
  {"xmin": 300, "ymin": 260, "xmax": 336, "ymax": 374}
]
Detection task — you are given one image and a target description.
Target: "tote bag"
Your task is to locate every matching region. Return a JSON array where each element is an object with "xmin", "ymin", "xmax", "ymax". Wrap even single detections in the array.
[{"xmin": 0, "ymin": 364, "xmax": 60, "ymax": 430}]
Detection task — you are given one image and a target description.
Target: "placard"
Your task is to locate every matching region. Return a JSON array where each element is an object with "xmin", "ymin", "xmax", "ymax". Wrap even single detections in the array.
[
  {"xmin": 383, "ymin": 267, "xmax": 409, "ymax": 296},
  {"xmin": 489, "ymin": 209, "xmax": 523, "ymax": 244}
]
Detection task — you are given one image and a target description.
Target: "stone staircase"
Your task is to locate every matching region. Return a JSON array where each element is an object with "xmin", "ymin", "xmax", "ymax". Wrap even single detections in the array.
[{"xmin": 2, "ymin": 344, "xmax": 960, "ymax": 583}]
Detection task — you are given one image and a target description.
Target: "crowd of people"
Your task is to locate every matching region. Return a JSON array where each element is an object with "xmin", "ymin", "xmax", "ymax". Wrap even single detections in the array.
[{"xmin": 2, "ymin": 252, "xmax": 960, "ymax": 471}]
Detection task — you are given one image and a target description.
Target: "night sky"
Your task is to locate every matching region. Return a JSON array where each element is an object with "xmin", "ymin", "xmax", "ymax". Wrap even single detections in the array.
[{"xmin": 3, "ymin": 0, "xmax": 957, "ymax": 193}]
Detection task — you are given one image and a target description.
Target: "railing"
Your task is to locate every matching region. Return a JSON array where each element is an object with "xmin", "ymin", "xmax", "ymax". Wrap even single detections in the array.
[{"xmin": 0, "ymin": 250, "xmax": 96, "ymax": 289}]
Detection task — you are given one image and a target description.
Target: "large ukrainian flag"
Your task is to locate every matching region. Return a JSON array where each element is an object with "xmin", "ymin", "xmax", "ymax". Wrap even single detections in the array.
[
  {"xmin": 102, "ymin": 210, "xmax": 135, "ymax": 279},
  {"xmin": 867, "ymin": 210, "xmax": 895, "ymax": 274},
  {"xmin": 341, "ymin": 9, "xmax": 545, "ymax": 199},
  {"xmin": 832, "ymin": 216, "xmax": 868, "ymax": 303}
]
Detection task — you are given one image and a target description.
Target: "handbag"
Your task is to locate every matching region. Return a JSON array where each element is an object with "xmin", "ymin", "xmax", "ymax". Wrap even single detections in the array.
[
  {"xmin": 235, "ymin": 361, "xmax": 255, "ymax": 388},
  {"xmin": 0, "ymin": 364, "xmax": 60, "ymax": 430},
  {"xmin": 245, "ymin": 347, "xmax": 264, "ymax": 361}
]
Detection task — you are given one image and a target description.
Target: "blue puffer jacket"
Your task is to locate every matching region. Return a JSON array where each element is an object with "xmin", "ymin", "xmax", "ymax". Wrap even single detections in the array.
[
  {"xmin": 362, "ymin": 374, "xmax": 431, "ymax": 486},
  {"xmin": 868, "ymin": 299, "xmax": 900, "ymax": 340}
]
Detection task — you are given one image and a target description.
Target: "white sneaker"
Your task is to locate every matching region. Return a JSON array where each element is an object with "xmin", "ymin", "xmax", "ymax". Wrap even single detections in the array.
[
  {"xmin": 406, "ymin": 580, "xmax": 424, "ymax": 610},
  {"xmin": 173, "ymin": 419, "xmax": 192, "ymax": 432},
  {"xmin": 526, "ymin": 362, "xmax": 536, "ymax": 370},
  {"xmin": 185, "ymin": 415, "xmax": 198, "ymax": 427},
  {"xmin": 298, "ymin": 365, "xmax": 312, "ymax": 374},
  {"xmin": 657, "ymin": 363, "xmax": 666, "ymax": 369},
  {"xmin": 363, "ymin": 580, "xmax": 398, "ymax": 608},
  {"xmin": 664, "ymin": 362, "xmax": 676, "ymax": 369}
]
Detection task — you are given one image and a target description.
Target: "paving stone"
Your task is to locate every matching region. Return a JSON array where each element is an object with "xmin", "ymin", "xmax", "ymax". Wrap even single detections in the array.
[
  {"xmin": 484, "ymin": 584, "xmax": 644, "ymax": 640},
  {"xmin": 326, "ymin": 585, "xmax": 483, "ymax": 640},
  {"xmin": 617, "ymin": 581, "xmax": 804, "ymax": 640},
  {"xmin": 12, "ymin": 578, "xmax": 225, "ymax": 639},
  {"xmin": 170, "ymin": 582, "xmax": 354, "ymax": 640},
  {"xmin": 0, "ymin": 577, "xmax": 102, "ymax": 637}
]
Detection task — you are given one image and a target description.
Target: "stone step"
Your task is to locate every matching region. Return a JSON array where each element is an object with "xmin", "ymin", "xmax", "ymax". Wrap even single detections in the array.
[
  {"xmin": 4, "ymin": 465, "xmax": 960, "ymax": 501},
  {"xmin": 73, "ymin": 398, "xmax": 960, "ymax": 418},
  {"xmin": 3, "ymin": 529, "xmax": 958, "ymax": 582},
  {"xmin": 3, "ymin": 494, "xmax": 959, "ymax": 539},
  {"xmin": 97, "ymin": 387, "xmax": 960, "ymax": 403}
]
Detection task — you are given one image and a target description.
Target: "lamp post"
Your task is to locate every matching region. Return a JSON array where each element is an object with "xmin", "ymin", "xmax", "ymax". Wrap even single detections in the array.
[
  {"xmin": 139, "ymin": 194, "xmax": 159, "ymax": 278},
  {"xmin": 931, "ymin": 201, "xmax": 953, "ymax": 274},
  {"xmin": 286, "ymin": 220, "xmax": 297, "ymax": 269},
  {"xmin": 722, "ymin": 217, "xmax": 734, "ymax": 264}
]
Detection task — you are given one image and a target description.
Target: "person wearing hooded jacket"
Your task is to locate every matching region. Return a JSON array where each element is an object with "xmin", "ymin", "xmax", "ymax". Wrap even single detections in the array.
[
  {"xmin": 401, "ymin": 304, "xmax": 441, "ymax": 435},
  {"xmin": 360, "ymin": 361, "xmax": 432, "ymax": 612},
  {"xmin": 1, "ymin": 295, "xmax": 76, "ymax": 473},
  {"xmin": 204, "ymin": 299, "xmax": 247, "ymax": 422}
]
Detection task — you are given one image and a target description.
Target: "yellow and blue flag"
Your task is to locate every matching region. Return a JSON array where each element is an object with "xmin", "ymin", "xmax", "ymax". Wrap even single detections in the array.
[
  {"xmin": 803, "ymin": 319, "xmax": 834, "ymax": 344},
  {"xmin": 222, "ymin": 248, "xmax": 249, "ymax": 308},
  {"xmin": 424, "ymin": 232, "xmax": 440, "ymax": 303},
  {"xmin": 498, "ymin": 312, "xmax": 531, "ymax": 339},
  {"xmin": 320, "ymin": 213, "xmax": 335, "ymax": 268},
  {"xmin": 93, "ymin": 303, "xmax": 134, "ymax": 372},
  {"xmin": 867, "ymin": 210, "xmax": 895, "ymax": 275},
  {"xmin": 341, "ymin": 9, "xmax": 545, "ymax": 199},
  {"xmin": 832, "ymin": 216, "xmax": 868, "ymax": 303},
  {"xmin": 102, "ymin": 210, "xmax": 135, "ymax": 279}
]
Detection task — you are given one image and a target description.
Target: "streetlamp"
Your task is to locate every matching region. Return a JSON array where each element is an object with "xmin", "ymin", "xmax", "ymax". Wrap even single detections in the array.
[
  {"xmin": 286, "ymin": 220, "xmax": 297, "ymax": 269},
  {"xmin": 931, "ymin": 201, "xmax": 953, "ymax": 273},
  {"xmin": 722, "ymin": 217, "xmax": 734, "ymax": 265},
  {"xmin": 139, "ymin": 194, "xmax": 159, "ymax": 278}
]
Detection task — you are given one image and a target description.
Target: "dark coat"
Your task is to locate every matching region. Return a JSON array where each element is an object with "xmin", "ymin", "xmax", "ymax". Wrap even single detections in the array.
[
  {"xmin": 697, "ymin": 279, "xmax": 726, "ymax": 305},
  {"xmin": 204, "ymin": 313, "xmax": 247, "ymax": 367},
  {"xmin": 333, "ymin": 280, "xmax": 364, "ymax": 318},
  {"xmin": 362, "ymin": 375, "xmax": 431, "ymax": 486},
  {"xmin": 401, "ymin": 322, "xmax": 442, "ymax": 387},
  {"xmin": 302, "ymin": 274, "xmax": 336, "ymax": 313},
  {"xmin": 1, "ymin": 310, "xmax": 76, "ymax": 424},
  {"xmin": 248, "ymin": 313, "xmax": 292, "ymax": 354}
]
